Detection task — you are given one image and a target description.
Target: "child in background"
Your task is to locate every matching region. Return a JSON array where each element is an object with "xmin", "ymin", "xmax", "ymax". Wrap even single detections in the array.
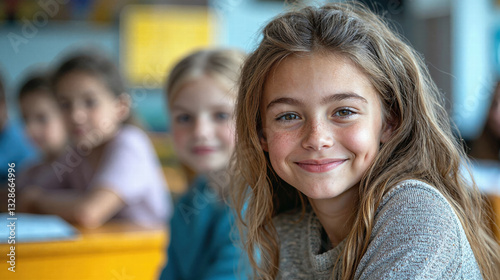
[
  {"xmin": 0, "ymin": 70, "xmax": 38, "ymax": 187},
  {"xmin": 17, "ymin": 72, "xmax": 68, "ymax": 195},
  {"xmin": 468, "ymin": 81, "xmax": 500, "ymax": 192},
  {"xmin": 20, "ymin": 51, "xmax": 173, "ymax": 228},
  {"xmin": 159, "ymin": 49, "xmax": 249, "ymax": 280},
  {"xmin": 232, "ymin": 3, "xmax": 500, "ymax": 280},
  {"xmin": 470, "ymin": 81, "xmax": 500, "ymax": 161}
]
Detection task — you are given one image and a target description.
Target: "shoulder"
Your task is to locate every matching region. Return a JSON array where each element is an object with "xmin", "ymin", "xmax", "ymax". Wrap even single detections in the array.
[
  {"xmin": 356, "ymin": 180, "xmax": 481, "ymax": 279},
  {"xmin": 173, "ymin": 176, "xmax": 230, "ymax": 224},
  {"xmin": 378, "ymin": 180, "xmax": 454, "ymax": 216},
  {"xmin": 112, "ymin": 125, "xmax": 151, "ymax": 148},
  {"xmin": 104, "ymin": 125, "xmax": 157, "ymax": 162},
  {"xmin": 374, "ymin": 179, "xmax": 461, "ymax": 238}
]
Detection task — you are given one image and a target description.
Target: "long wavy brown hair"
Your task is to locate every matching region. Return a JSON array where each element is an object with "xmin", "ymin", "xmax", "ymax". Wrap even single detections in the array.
[{"xmin": 231, "ymin": 2, "xmax": 500, "ymax": 279}]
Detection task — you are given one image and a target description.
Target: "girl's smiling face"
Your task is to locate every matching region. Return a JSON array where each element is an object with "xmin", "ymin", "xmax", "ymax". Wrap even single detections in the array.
[
  {"xmin": 170, "ymin": 75, "xmax": 236, "ymax": 174},
  {"xmin": 55, "ymin": 71, "xmax": 129, "ymax": 149},
  {"xmin": 260, "ymin": 53, "xmax": 393, "ymax": 201}
]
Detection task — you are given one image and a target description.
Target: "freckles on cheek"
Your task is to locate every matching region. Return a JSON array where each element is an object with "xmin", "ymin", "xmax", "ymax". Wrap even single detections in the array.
[
  {"xmin": 267, "ymin": 130, "xmax": 294, "ymax": 150},
  {"xmin": 267, "ymin": 130, "xmax": 297, "ymax": 172}
]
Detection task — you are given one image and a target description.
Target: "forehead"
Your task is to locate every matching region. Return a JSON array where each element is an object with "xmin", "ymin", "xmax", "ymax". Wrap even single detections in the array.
[
  {"xmin": 171, "ymin": 75, "xmax": 236, "ymax": 110},
  {"xmin": 55, "ymin": 71, "xmax": 112, "ymax": 99},
  {"xmin": 20, "ymin": 92, "xmax": 59, "ymax": 115},
  {"xmin": 21, "ymin": 90, "xmax": 56, "ymax": 106},
  {"xmin": 263, "ymin": 52, "xmax": 378, "ymax": 106}
]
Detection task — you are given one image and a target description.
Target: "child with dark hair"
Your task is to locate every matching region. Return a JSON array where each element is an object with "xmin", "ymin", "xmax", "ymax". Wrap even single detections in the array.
[
  {"xmin": 17, "ymin": 72, "xmax": 67, "ymax": 202},
  {"xmin": 0, "ymin": 70, "xmax": 38, "ymax": 187},
  {"xmin": 20, "ymin": 51, "xmax": 173, "ymax": 228},
  {"xmin": 19, "ymin": 72, "xmax": 67, "ymax": 161}
]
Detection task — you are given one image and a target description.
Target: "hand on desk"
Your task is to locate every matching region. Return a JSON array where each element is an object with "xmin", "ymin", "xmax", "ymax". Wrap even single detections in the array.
[{"xmin": 16, "ymin": 185, "xmax": 125, "ymax": 228}]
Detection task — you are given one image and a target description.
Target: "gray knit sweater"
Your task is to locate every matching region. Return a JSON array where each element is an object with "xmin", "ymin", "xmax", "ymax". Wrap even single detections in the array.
[{"xmin": 274, "ymin": 180, "xmax": 482, "ymax": 279}]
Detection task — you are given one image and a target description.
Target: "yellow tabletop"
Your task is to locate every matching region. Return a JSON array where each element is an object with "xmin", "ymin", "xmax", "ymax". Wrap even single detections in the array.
[{"xmin": 0, "ymin": 221, "xmax": 168, "ymax": 280}]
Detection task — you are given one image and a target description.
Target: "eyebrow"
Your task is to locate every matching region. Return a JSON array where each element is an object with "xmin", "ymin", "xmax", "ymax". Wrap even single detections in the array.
[
  {"xmin": 171, "ymin": 104, "xmax": 234, "ymax": 112},
  {"xmin": 266, "ymin": 92, "xmax": 368, "ymax": 110}
]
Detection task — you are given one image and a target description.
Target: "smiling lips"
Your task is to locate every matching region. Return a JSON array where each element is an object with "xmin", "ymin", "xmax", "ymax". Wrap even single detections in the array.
[
  {"xmin": 295, "ymin": 159, "xmax": 346, "ymax": 173},
  {"xmin": 192, "ymin": 146, "xmax": 217, "ymax": 155},
  {"xmin": 72, "ymin": 127, "xmax": 86, "ymax": 137}
]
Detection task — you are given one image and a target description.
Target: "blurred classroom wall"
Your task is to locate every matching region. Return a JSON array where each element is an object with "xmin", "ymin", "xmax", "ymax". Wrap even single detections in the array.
[
  {"xmin": 0, "ymin": 0, "xmax": 499, "ymax": 140},
  {"xmin": 0, "ymin": 0, "xmax": 284, "ymax": 132}
]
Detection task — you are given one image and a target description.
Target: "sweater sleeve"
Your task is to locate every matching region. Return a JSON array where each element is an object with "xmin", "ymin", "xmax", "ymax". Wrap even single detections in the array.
[
  {"xmin": 159, "ymin": 245, "xmax": 179, "ymax": 280},
  {"xmin": 202, "ymin": 206, "xmax": 250, "ymax": 280},
  {"xmin": 355, "ymin": 181, "xmax": 482, "ymax": 280}
]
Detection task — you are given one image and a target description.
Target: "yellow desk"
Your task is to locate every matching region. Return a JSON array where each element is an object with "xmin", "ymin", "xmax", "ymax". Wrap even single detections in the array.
[{"xmin": 0, "ymin": 222, "xmax": 167, "ymax": 280}]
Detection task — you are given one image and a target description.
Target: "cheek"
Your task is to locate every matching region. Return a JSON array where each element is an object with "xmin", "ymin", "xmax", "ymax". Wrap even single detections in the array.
[
  {"xmin": 265, "ymin": 129, "xmax": 297, "ymax": 166},
  {"xmin": 172, "ymin": 126, "xmax": 189, "ymax": 150},
  {"xmin": 25, "ymin": 124, "xmax": 38, "ymax": 139},
  {"xmin": 94, "ymin": 109, "xmax": 115, "ymax": 127},
  {"xmin": 342, "ymin": 125, "xmax": 381, "ymax": 162},
  {"xmin": 47, "ymin": 120, "xmax": 66, "ymax": 139},
  {"xmin": 219, "ymin": 123, "xmax": 236, "ymax": 149},
  {"xmin": 63, "ymin": 117, "xmax": 73, "ymax": 130}
]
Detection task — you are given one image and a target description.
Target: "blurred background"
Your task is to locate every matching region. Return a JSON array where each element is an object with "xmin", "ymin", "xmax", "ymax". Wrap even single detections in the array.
[{"xmin": 0, "ymin": 0, "xmax": 499, "ymax": 141}]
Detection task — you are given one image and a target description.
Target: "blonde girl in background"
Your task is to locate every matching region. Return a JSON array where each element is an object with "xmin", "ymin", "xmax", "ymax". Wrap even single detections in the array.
[
  {"xmin": 232, "ymin": 3, "xmax": 500, "ymax": 280},
  {"xmin": 159, "ymin": 49, "xmax": 249, "ymax": 279}
]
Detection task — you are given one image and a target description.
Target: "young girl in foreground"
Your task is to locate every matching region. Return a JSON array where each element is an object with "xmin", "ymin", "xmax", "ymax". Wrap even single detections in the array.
[
  {"xmin": 232, "ymin": 3, "xmax": 500, "ymax": 279},
  {"xmin": 20, "ymin": 51, "xmax": 172, "ymax": 228},
  {"xmin": 159, "ymin": 49, "xmax": 249, "ymax": 279}
]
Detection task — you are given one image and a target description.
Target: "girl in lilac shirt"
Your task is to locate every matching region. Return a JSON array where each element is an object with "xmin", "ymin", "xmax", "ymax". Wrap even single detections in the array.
[{"xmin": 20, "ymin": 51, "xmax": 173, "ymax": 228}]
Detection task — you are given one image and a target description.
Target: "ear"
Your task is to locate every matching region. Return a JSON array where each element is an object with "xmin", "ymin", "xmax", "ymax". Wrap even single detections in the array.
[
  {"xmin": 259, "ymin": 129, "xmax": 269, "ymax": 152},
  {"xmin": 116, "ymin": 93, "xmax": 131, "ymax": 122},
  {"xmin": 380, "ymin": 117, "xmax": 396, "ymax": 144}
]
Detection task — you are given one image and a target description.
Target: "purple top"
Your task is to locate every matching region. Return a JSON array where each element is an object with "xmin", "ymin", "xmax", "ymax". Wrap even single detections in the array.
[{"xmin": 25, "ymin": 125, "xmax": 173, "ymax": 226}]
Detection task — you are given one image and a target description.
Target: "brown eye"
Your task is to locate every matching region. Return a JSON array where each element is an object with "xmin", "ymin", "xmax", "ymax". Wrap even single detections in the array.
[
  {"xmin": 335, "ymin": 109, "xmax": 354, "ymax": 117},
  {"xmin": 276, "ymin": 113, "xmax": 300, "ymax": 121}
]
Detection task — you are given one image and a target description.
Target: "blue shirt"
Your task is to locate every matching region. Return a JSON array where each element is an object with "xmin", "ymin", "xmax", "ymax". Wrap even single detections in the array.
[
  {"xmin": 159, "ymin": 176, "xmax": 249, "ymax": 280},
  {"xmin": 0, "ymin": 120, "xmax": 38, "ymax": 185}
]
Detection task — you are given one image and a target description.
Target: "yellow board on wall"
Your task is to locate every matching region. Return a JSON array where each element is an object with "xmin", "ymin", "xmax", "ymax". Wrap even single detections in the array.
[{"xmin": 120, "ymin": 5, "xmax": 215, "ymax": 87}]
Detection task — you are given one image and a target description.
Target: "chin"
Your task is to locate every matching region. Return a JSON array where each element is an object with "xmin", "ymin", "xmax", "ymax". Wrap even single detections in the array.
[
  {"xmin": 304, "ymin": 193, "xmax": 339, "ymax": 200},
  {"xmin": 300, "ymin": 185, "xmax": 347, "ymax": 200}
]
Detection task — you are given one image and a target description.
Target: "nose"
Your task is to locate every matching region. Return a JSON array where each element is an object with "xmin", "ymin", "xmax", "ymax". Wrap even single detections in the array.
[
  {"xmin": 193, "ymin": 115, "xmax": 213, "ymax": 140},
  {"xmin": 301, "ymin": 119, "xmax": 334, "ymax": 151},
  {"xmin": 70, "ymin": 106, "xmax": 87, "ymax": 125}
]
